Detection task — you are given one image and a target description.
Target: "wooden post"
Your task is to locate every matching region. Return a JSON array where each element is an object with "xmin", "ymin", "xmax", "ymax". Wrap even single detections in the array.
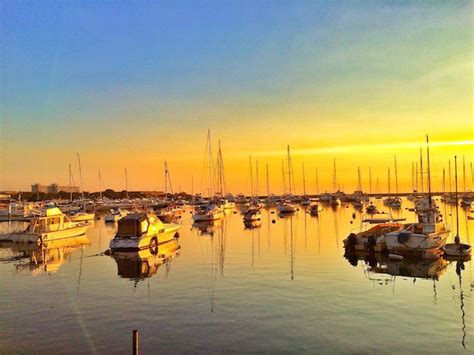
[{"xmin": 133, "ymin": 329, "xmax": 139, "ymax": 355}]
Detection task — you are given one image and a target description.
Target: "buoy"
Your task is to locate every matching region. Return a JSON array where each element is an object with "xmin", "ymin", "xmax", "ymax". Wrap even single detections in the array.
[
  {"xmin": 272, "ymin": 219, "xmax": 276, "ymax": 223},
  {"xmin": 350, "ymin": 221, "xmax": 353, "ymax": 224}
]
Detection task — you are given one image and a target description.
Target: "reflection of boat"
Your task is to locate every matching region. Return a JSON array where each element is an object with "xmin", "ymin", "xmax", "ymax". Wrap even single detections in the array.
[
  {"xmin": 193, "ymin": 219, "xmax": 222, "ymax": 236},
  {"xmin": 344, "ymin": 250, "xmax": 448, "ymax": 280},
  {"xmin": 0, "ymin": 235, "xmax": 90, "ymax": 275},
  {"xmin": 110, "ymin": 239, "xmax": 180, "ymax": 281},
  {"xmin": 0, "ymin": 207, "xmax": 90, "ymax": 244},
  {"xmin": 244, "ymin": 219, "xmax": 262, "ymax": 229},
  {"xmin": 309, "ymin": 204, "xmax": 322, "ymax": 216},
  {"xmin": 109, "ymin": 212, "xmax": 180, "ymax": 250}
]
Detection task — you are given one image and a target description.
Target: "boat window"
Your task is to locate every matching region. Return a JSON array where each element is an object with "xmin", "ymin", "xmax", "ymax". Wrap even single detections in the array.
[
  {"xmin": 141, "ymin": 220, "xmax": 149, "ymax": 233},
  {"xmin": 117, "ymin": 219, "xmax": 141, "ymax": 237}
]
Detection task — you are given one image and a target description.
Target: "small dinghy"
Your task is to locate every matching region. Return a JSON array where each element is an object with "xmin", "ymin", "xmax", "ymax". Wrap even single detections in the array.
[{"xmin": 442, "ymin": 243, "xmax": 472, "ymax": 257}]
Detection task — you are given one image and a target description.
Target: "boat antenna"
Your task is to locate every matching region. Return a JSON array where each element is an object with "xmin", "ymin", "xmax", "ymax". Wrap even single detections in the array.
[{"xmin": 426, "ymin": 135, "xmax": 432, "ymax": 209}]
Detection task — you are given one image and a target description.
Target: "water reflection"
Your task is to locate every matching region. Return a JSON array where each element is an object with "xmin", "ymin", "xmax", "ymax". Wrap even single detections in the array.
[
  {"xmin": 192, "ymin": 220, "xmax": 222, "ymax": 237},
  {"xmin": 109, "ymin": 239, "xmax": 180, "ymax": 283},
  {"xmin": 0, "ymin": 235, "xmax": 90, "ymax": 275}
]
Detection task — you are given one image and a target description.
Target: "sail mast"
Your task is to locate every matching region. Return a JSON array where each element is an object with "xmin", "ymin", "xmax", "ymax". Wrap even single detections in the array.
[
  {"xmin": 208, "ymin": 129, "xmax": 213, "ymax": 198},
  {"xmin": 426, "ymin": 135, "xmax": 432, "ymax": 208},
  {"xmin": 77, "ymin": 153, "xmax": 84, "ymax": 200},
  {"xmin": 387, "ymin": 168, "xmax": 391, "ymax": 194},
  {"xmin": 302, "ymin": 163, "xmax": 306, "ymax": 196},
  {"xmin": 287, "ymin": 145, "xmax": 292, "ymax": 196},
  {"xmin": 454, "ymin": 156, "xmax": 459, "ymax": 238},
  {"xmin": 315, "ymin": 168, "xmax": 319, "ymax": 195},
  {"xmin": 419, "ymin": 147, "xmax": 424, "ymax": 194},
  {"xmin": 256, "ymin": 159, "xmax": 259, "ymax": 197},
  {"xmin": 369, "ymin": 167, "xmax": 372, "ymax": 194},
  {"xmin": 357, "ymin": 166, "xmax": 362, "ymax": 192},
  {"xmin": 249, "ymin": 155, "xmax": 254, "ymax": 197},
  {"xmin": 69, "ymin": 164, "xmax": 73, "ymax": 202},
  {"xmin": 333, "ymin": 158, "xmax": 337, "ymax": 193}
]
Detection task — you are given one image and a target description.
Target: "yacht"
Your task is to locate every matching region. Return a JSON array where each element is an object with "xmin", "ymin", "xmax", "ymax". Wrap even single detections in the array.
[
  {"xmin": 243, "ymin": 205, "xmax": 262, "ymax": 222},
  {"xmin": 109, "ymin": 212, "xmax": 180, "ymax": 250},
  {"xmin": 0, "ymin": 207, "xmax": 90, "ymax": 244}
]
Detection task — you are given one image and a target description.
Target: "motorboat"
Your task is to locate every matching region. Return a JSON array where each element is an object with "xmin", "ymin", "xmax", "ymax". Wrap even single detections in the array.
[
  {"xmin": 192, "ymin": 204, "xmax": 224, "ymax": 222},
  {"xmin": 0, "ymin": 207, "xmax": 90, "ymax": 244},
  {"xmin": 109, "ymin": 212, "xmax": 180, "ymax": 251},
  {"xmin": 383, "ymin": 198, "xmax": 450, "ymax": 257}
]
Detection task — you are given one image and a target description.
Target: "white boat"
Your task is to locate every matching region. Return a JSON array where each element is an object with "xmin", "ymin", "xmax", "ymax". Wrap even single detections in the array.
[
  {"xmin": 192, "ymin": 204, "xmax": 224, "ymax": 222},
  {"xmin": 109, "ymin": 212, "xmax": 180, "ymax": 250},
  {"xmin": 383, "ymin": 198, "xmax": 450, "ymax": 257},
  {"xmin": 104, "ymin": 208, "xmax": 128, "ymax": 222},
  {"xmin": 344, "ymin": 220, "xmax": 405, "ymax": 253},
  {"xmin": 0, "ymin": 207, "xmax": 90, "ymax": 244}
]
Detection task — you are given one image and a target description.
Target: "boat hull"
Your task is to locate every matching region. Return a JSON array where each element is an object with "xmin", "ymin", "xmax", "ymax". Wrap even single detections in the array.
[
  {"xmin": 1, "ymin": 224, "xmax": 89, "ymax": 244},
  {"xmin": 109, "ymin": 226, "xmax": 180, "ymax": 250}
]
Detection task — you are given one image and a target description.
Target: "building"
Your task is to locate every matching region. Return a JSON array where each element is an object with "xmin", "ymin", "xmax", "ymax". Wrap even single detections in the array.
[{"xmin": 31, "ymin": 183, "xmax": 80, "ymax": 194}]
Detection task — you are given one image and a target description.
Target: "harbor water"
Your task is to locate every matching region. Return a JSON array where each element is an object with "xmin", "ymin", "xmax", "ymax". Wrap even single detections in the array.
[{"xmin": 0, "ymin": 198, "xmax": 472, "ymax": 353}]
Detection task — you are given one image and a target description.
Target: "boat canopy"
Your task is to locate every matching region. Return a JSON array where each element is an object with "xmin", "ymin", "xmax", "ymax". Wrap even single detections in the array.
[
  {"xmin": 116, "ymin": 213, "xmax": 149, "ymax": 237},
  {"xmin": 46, "ymin": 207, "xmax": 63, "ymax": 217}
]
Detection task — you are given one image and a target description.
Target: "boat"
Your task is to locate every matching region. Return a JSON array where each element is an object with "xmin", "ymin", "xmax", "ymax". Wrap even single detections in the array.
[
  {"xmin": 243, "ymin": 206, "xmax": 262, "ymax": 222},
  {"xmin": 344, "ymin": 216, "xmax": 405, "ymax": 253},
  {"xmin": 309, "ymin": 203, "xmax": 322, "ymax": 216},
  {"xmin": 0, "ymin": 207, "xmax": 90, "ymax": 244},
  {"xmin": 68, "ymin": 211, "xmax": 95, "ymax": 222},
  {"xmin": 366, "ymin": 203, "xmax": 378, "ymax": 214},
  {"xmin": 109, "ymin": 212, "xmax": 180, "ymax": 251},
  {"xmin": 384, "ymin": 137, "xmax": 450, "ymax": 258},
  {"xmin": 277, "ymin": 201, "xmax": 296, "ymax": 214},
  {"xmin": 104, "ymin": 208, "xmax": 128, "ymax": 222},
  {"xmin": 442, "ymin": 156, "xmax": 472, "ymax": 258},
  {"xmin": 193, "ymin": 204, "xmax": 224, "ymax": 222}
]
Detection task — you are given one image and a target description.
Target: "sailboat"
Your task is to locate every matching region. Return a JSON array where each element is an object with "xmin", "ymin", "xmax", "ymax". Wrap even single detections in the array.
[
  {"xmin": 383, "ymin": 136, "xmax": 450, "ymax": 258},
  {"xmin": 193, "ymin": 130, "xmax": 224, "ymax": 222},
  {"xmin": 277, "ymin": 146, "xmax": 297, "ymax": 214},
  {"xmin": 442, "ymin": 155, "xmax": 472, "ymax": 257},
  {"xmin": 217, "ymin": 141, "xmax": 235, "ymax": 210},
  {"xmin": 243, "ymin": 156, "xmax": 262, "ymax": 222},
  {"xmin": 300, "ymin": 163, "xmax": 310, "ymax": 206}
]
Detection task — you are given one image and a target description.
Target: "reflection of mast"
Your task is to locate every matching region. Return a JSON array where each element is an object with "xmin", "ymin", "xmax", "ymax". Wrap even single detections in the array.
[
  {"xmin": 455, "ymin": 261, "xmax": 467, "ymax": 349},
  {"xmin": 290, "ymin": 217, "xmax": 294, "ymax": 281},
  {"xmin": 217, "ymin": 218, "xmax": 227, "ymax": 276}
]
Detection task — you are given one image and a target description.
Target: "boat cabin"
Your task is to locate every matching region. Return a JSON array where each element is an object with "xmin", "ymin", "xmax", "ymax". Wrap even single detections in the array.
[{"xmin": 27, "ymin": 208, "xmax": 67, "ymax": 232}]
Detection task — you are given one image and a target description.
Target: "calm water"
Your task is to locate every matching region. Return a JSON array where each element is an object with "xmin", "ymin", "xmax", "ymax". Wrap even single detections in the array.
[{"xmin": 0, "ymin": 198, "xmax": 472, "ymax": 353}]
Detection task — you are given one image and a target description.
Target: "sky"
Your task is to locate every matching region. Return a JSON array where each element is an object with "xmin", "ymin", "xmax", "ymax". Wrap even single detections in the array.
[{"xmin": 0, "ymin": 1, "xmax": 473, "ymax": 194}]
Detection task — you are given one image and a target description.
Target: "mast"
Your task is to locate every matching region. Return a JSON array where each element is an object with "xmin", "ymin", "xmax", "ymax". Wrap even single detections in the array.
[
  {"xmin": 376, "ymin": 177, "xmax": 379, "ymax": 194},
  {"xmin": 419, "ymin": 147, "xmax": 424, "ymax": 194},
  {"xmin": 426, "ymin": 135, "xmax": 432, "ymax": 208},
  {"xmin": 77, "ymin": 153, "xmax": 84, "ymax": 200},
  {"xmin": 256, "ymin": 160, "xmax": 259, "ymax": 197},
  {"xmin": 218, "ymin": 140, "xmax": 226, "ymax": 196},
  {"xmin": 164, "ymin": 161, "xmax": 168, "ymax": 195},
  {"xmin": 394, "ymin": 155, "xmax": 398, "ymax": 194},
  {"xmin": 333, "ymin": 158, "xmax": 337, "ymax": 193},
  {"xmin": 249, "ymin": 155, "xmax": 254, "ymax": 197},
  {"xmin": 207, "ymin": 129, "xmax": 213, "ymax": 198},
  {"xmin": 411, "ymin": 162, "xmax": 414, "ymax": 192},
  {"xmin": 164, "ymin": 161, "xmax": 173, "ymax": 195},
  {"xmin": 302, "ymin": 163, "xmax": 306, "ymax": 196},
  {"xmin": 69, "ymin": 164, "xmax": 73, "ymax": 202},
  {"xmin": 415, "ymin": 162, "xmax": 418, "ymax": 192},
  {"xmin": 449, "ymin": 159, "xmax": 452, "ymax": 196},
  {"xmin": 266, "ymin": 163, "xmax": 270, "ymax": 197},
  {"xmin": 462, "ymin": 155, "xmax": 466, "ymax": 193},
  {"xmin": 98, "ymin": 169, "xmax": 102, "ymax": 200},
  {"xmin": 455, "ymin": 156, "xmax": 459, "ymax": 238},
  {"xmin": 124, "ymin": 168, "xmax": 129, "ymax": 199},
  {"xmin": 281, "ymin": 159, "xmax": 286, "ymax": 195},
  {"xmin": 287, "ymin": 145, "xmax": 292, "ymax": 196}
]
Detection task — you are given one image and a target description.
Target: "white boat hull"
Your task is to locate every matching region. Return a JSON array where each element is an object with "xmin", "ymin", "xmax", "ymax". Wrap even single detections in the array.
[
  {"xmin": 1, "ymin": 224, "xmax": 89, "ymax": 244},
  {"xmin": 109, "ymin": 226, "xmax": 179, "ymax": 250},
  {"xmin": 192, "ymin": 211, "xmax": 224, "ymax": 222}
]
